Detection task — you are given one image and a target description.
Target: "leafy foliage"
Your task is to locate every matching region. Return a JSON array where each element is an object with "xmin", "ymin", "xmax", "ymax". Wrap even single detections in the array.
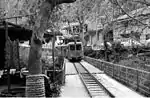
[{"xmin": 118, "ymin": 55, "xmax": 150, "ymax": 72}]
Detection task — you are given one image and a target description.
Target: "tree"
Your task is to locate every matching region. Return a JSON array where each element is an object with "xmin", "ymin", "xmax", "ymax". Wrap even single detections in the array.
[
  {"xmin": 92, "ymin": 0, "xmax": 150, "ymax": 61},
  {"xmin": 109, "ymin": 0, "xmax": 150, "ymax": 27},
  {"xmin": 22, "ymin": 0, "xmax": 76, "ymax": 97},
  {"xmin": 60, "ymin": 0, "xmax": 96, "ymax": 45}
]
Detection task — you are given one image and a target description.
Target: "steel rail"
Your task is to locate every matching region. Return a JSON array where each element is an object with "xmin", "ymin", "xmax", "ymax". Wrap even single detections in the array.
[
  {"xmin": 79, "ymin": 62, "xmax": 115, "ymax": 98},
  {"xmin": 73, "ymin": 63, "xmax": 92, "ymax": 98},
  {"xmin": 73, "ymin": 62, "xmax": 115, "ymax": 98}
]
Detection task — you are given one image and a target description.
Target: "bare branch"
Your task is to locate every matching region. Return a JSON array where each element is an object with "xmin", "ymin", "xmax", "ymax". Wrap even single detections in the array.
[
  {"xmin": 114, "ymin": 0, "xmax": 150, "ymax": 28},
  {"xmin": 133, "ymin": 0, "xmax": 150, "ymax": 6}
]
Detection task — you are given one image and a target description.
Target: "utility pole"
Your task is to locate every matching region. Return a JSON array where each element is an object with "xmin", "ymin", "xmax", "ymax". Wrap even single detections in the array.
[
  {"xmin": 5, "ymin": 21, "xmax": 11, "ymax": 93},
  {"xmin": 16, "ymin": 17, "xmax": 17, "ymax": 25},
  {"xmin": 95, "ymin": 3, "xmax": 98, "ymax": 49},
  {"xmin": 52, "ymin": 30, "xmax": 55, "ymax": 82}
]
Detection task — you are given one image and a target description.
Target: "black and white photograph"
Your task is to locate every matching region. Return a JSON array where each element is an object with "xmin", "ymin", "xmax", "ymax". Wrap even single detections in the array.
[{"xmin": 0, "ymin": 0, "xmax": 150, "ymax": 97}]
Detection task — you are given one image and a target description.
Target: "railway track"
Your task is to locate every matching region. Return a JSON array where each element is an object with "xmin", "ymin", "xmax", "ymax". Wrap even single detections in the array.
[{"xmin": 73, "ymin": 62, "xmax": 114, "ymax": 98}]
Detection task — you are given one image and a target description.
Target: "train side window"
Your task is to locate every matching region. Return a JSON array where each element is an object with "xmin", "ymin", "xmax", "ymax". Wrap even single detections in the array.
[
  {"xmin": 76, "ymin": 44, "xmax": 81, "ymax": 50},
  {"xmin": 70, "ymin": 45, "xmax": 75, "ymax": 50}
]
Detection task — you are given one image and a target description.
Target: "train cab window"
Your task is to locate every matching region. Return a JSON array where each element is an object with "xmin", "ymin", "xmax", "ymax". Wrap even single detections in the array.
[
  {"xmin": 77, "ymin": 40, "xmax": 80, "ymax": 42},
  {"xmin": 76, "ymin": 44, "xmax": 81, "ymax": 50},
  {"xmin": 70, "ymin": 45, "xmax": 75, "ymax": 50}
]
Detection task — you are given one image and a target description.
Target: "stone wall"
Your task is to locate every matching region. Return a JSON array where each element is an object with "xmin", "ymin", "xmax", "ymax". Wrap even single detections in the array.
[{"xmin": 26, "ymin": 74, "xmax": 45, "ymax": 97}]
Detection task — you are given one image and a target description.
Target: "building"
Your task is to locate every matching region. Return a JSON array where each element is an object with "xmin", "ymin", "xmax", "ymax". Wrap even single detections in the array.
[
  {"xmin": 61, "ymin": 21, "xmax": 113, "ymax": 50},
  {"xmin": 113, "ymin": 6, "xmax": 150, "ymax": 47},
  {"xmin": 86, "ymin": 29, "xmax": 104, "ymax": 50},
  {"xmin": 86, "ymin": 20, "xmax": 113, "ymax": 50},
  {"xmin": 0, "ymin": 21, "xmax": 32, "ymax": 69}
]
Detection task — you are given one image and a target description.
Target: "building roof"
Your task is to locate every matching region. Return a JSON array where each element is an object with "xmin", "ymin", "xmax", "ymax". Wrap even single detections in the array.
[
  {"xmin": 85, "ymin": 20, "xmax": 103, "ymax": 31},
  {"xmin": 67, "ymin": 41, "xmax": 82, "ymax": 45},
  {"xmin": 114, "ymin": 6, "xmax": 150, "ymax": 22},
  {"xmin": 0, "ymin": 21, "xmax": 32, "ymax": 41},
  {"xmin": 61, "ymin": 22, "xmax": 80, "ymax": 30}
]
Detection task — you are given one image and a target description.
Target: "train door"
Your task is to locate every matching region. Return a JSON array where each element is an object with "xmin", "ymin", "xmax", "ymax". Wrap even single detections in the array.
[
  {"xmin": 76, "ymin": 43, "xmax": 83, "ymax": 59},
  {"xmin": 68, "ymin": 43, "xmax": 75, "ymax": 60},
  {"xmin": 66, "ymin": 45, "xmax": 69, "ymax": 59}
]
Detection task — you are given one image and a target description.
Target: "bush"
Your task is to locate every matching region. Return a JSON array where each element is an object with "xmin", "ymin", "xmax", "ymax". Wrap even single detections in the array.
[
  {"xmin": 84, "ymin": 47, "xmax": 93, "ymax": 56},
  {"xmin": 88, "ymin": 51, "xmax": 97, "ymax": 58},
  {"xmin": 0, "ymin": 88, "xmax": 25, "ymax": 97},
  {"xmin": 41, "ymin": 56, "xmax": 63, "ymax": 97},
  {"xmin": 118, "ymin": 56, "xmax": 150, "ymax": 72},
  {"xmin": 49, "ymin": 83, "xmax": 61, "ymax": 97},
  {"xmin": 55, "ymin": 56, "xmax": 64, "ymax": 69}
]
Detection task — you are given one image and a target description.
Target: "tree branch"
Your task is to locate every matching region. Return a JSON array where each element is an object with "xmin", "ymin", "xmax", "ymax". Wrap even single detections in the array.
[
  {"xmin": 133, "ymin": 0, "xmax": 150, "ymax": 6},
  {"xmin": 114, "ymin": 0, "xmax": 150, "ymax": 28}
]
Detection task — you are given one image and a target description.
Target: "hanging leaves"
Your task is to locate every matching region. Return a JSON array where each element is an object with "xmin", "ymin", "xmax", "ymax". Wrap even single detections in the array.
[
  {"xmin": 5, "ymin": 37, "xmax": 20, "ymax": 69},
  {"xmin": 5, "ymin": 37, "xmax": 12, "ymax": 68},
  {"xmin": 12, "ymin": 40, "xmax": 20, "ymax": 69}
]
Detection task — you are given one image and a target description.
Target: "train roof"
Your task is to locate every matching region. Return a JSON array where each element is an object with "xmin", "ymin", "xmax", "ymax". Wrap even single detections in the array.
[
  {"xmin": 67, "ymin": 41, "xmax": 82, "ymax": 45},
  {"xmin": 0, "ymin": 21, "xmax": 32, "ymax": 41},
  {"xmin": 55, "ymin": 44, "xmax": 67, "ymax": 47}
]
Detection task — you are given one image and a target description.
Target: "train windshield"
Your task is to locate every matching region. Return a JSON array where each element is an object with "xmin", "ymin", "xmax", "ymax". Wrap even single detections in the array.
[
  {"xmin": 70, "ymin": 44, "xmax": 75, "ymax": 50},
  {"xmin": 76, "ymin": 44, "xmax": 81, "ymax": 50}
]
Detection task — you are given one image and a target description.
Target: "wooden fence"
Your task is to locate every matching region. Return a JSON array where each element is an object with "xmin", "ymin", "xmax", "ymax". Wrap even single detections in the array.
[{"xmin": 84, "ymin": 56, "xmax": 150, "ymax": 97}]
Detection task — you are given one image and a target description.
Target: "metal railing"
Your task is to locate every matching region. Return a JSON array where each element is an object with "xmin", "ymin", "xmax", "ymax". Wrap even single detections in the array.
[{"xmin": 84, "ymin": 56, "xmax": 150, "ymax": 97}]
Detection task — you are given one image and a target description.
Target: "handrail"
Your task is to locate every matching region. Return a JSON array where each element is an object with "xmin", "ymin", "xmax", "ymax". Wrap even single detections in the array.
[
  {"xmin": 84, "ymin": 56, "xmax": 150, "ymax": 96},
  {"xmin": 86, "ymin": 56, "xmax": 150, "ymax": 74}
]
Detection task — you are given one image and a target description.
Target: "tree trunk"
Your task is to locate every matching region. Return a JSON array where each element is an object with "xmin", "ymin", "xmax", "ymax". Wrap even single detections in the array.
[
  {"xmin": 102, "ymin": 24, "xmax": 112, "ymax": 61},
  {"xmin": 104, "ymin": 35, "xmax": 109, "ymax": 61},
  {"xmin": 25, "ymin": 0, "xmax": 76, "ymax": 97},
  {"xmin": 28, "ymin": 35, "xmax": 43, "ymax": 74},
  {"xmin": 26, "ymin": 1, "xmax": 52, "ymax": 97}
]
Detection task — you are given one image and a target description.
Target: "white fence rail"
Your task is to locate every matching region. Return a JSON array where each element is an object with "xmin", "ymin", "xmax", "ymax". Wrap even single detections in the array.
[{"xmin": 84, "ymin": 56, "xmax": 150, "ymax": 97}]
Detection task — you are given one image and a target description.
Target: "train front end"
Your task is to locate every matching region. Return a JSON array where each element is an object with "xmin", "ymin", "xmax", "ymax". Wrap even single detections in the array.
[{"xmin": 67, "ymin": 42, "xmax": 83, "ymax": 61}]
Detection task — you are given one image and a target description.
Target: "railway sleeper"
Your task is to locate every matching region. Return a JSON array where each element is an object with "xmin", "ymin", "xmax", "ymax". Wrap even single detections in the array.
[
  {"xmin": 88, "ymin": 88, "xmax": 102, "ymax": 91},
  {"xmin": 84, "ymin": 79, "xmax": 95, "ymax": 81},
  {"xmin": 82, "ymin": 77, "xmax": 93, "ymax": 79},
  {"xmin": 85, "ymin": 82, "xmax": 96, "ymax": 83},
  {"xmin": 84, "ymin": 82, "xmax": 97, "ymax": 84},
  {"xmin": 90, "ymin": 90, "xmax": 106, "ymax": 92},
  {"xmin": 88, "ymin": 88, "xmax": 103, "ymax": 91},
  {"xmin": 84, "ymin": 80, "xmax": 96, "ymax": 82},
  {"xmin": 90, "ymin": 92, "xmax": 107, "ymax": 95},
  {"xmin": 86, "ymin": 83, "xmax": 99, "ymax": 85},
  {"xmin": 87, "ymin": 86, "xmax": 102, "ymax": 88},
  {"xmin": 84, "ymin": 80, "xmax": 95, "ymax": 82},
  {"xmin": 91, "ymin": 91, "xmax": 107, "ymax": 94},
  {"xmin": 88, "ymin": 88, "xmax": 103, "ymax": 90},
  {"xmin": 91, "ymin": 93, "xmax": 108, "ymax": 97}
]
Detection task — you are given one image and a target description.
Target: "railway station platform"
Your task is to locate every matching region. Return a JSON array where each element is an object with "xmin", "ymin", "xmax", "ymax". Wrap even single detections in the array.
[
  {"xmin": 59, "ymin": 59, "xmax": 145, "ymax": 98},
  {"xmin": 59, "ymin": 60, "xmax": 89, "ymax": 98}
]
